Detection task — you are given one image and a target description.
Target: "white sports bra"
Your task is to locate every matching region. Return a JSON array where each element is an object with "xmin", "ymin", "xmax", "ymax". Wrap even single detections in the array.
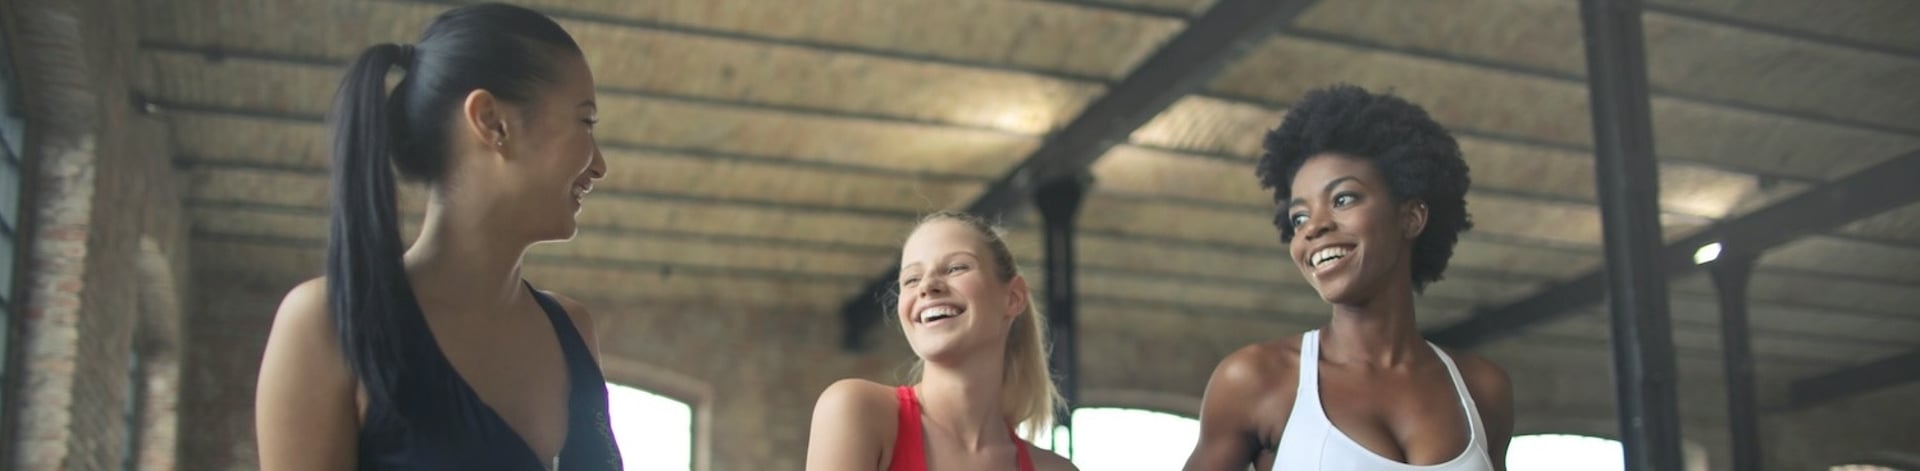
[{"xmin": 1272, "ymin": 330, "xmax": 1496, "ymax": 470}]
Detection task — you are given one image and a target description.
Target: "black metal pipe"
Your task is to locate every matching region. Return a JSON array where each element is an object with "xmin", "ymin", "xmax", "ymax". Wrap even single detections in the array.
[
  {"xmin": 1034, "ymin": 173, "xmax": 1089, "ymax": 454},
  {"xmin": 1577, "ymin": 0, "xmax": 1687, "ymax": 469},
  {"xmin": 1708, "ymin": 252, "xmax": 1759, "ymax": 471}
]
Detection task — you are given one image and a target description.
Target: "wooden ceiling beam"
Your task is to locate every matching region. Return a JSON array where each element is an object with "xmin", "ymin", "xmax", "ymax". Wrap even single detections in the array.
[{"xmin": 838, "ymin": 0, "xmax": 1324, "ymax": 350}]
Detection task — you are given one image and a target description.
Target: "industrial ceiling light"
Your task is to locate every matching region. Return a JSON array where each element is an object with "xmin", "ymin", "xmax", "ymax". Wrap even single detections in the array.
[{"xmin": 1694, "ymin": 242, "xmax": 1723, "ymax": 265}]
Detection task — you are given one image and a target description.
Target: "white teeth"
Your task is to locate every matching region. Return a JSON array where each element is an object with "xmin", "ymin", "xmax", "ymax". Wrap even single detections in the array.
[
  {"xmin": 1310, "ymin": 247, "xmax": 1351, "ymax": 267},
  {"xmin": 919, "ymin": 306, "xmax": 960, "ymax": 323}
]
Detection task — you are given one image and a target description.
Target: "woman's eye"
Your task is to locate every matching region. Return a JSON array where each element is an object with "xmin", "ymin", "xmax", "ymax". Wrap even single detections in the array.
[
  {"xmin": 1289, "ymin": 213, "xmax": 1308, "ymax": 228},
  {"xmin": 1334, "ymin": 193, "xmax": 1358, "ymax": 206},
  {"xmin": 946, "ymin": 264, "xmax": 968, "ymax": 274}
]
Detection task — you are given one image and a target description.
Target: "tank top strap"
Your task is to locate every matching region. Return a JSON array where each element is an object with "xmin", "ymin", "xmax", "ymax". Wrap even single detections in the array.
[
  {"xmin": 1424, "ymin": 341, "xmax": 1488, "ymax": 449},
  {"xmin": 525, "ymin": 285, "xmax": 591, "ymax": 370},
  {"xmin": 890, "ymin": 385, "xmax": 1038, "ymax": 471},
  {"xmin": 1009, "ymin": 426, "xmax": 1036, "ymax": 471},
  {"xmin": 889, "ymin": 385, "xmax": 927, "ymax": 471},
  {"xmin": 524, "ymin": 283, "xmax": 625, "ymax": 470},
  {"xmin": 1296, "ymin": 330, "xmax": 1323, "ymax": 404}
]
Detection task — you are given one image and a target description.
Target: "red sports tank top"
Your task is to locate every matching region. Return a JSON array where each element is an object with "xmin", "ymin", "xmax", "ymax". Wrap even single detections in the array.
[{"xmin": 887, "ymin": 385, "xmax": 1036, "ymax": 471}]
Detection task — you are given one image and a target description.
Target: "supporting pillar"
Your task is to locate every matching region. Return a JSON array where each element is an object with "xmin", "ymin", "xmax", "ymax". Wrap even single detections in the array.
[
  {"xmin": 1033, "ymin": 173, "xmax": 1089, "ymax": 456},
  {"xmin": 1708, "ymin": 252, "xmax": 1759, "ymax": 471},
  {"xmin": 1577, "ymin": 0, "xmax": 1686, "ymax": 469}
]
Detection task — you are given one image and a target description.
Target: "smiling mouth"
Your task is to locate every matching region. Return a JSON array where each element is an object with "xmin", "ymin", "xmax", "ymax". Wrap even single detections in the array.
[
  {"xmin": 917, "ymin": 305, "xmax": 963, "ymax": 324},
  {"xmin": 1309, "ymin": 245, "xmax": 1353, "ymax": 271}
]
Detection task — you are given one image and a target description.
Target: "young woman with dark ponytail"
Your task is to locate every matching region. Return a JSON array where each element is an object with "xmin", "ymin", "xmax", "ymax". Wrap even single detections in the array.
[{"xmin": 254, "ymin": 4, "xmax": 619, "ymax": 469}]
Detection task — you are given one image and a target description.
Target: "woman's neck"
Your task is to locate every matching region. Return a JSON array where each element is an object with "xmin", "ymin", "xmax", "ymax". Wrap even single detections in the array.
[
  {"xmin": 915, "ymin": 353, "xmax": 1010, "ymax": 452},
  {"xmin": 402, "ymin": 196, "xmax": 530, "ymax": 310},
  {"xmin": 1320, "ymin": 277, "xmax": 1427, "ymax": 369}
]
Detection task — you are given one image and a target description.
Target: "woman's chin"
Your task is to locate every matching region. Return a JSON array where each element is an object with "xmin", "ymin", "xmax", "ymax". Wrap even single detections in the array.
[
  {"xmin": 1315, "ymin": 282, "xmax": 1377, "ymax": 307},
  {"xmin": 909, "ymin": 334, "xmax": 977, "ymax": 365},
  {"xmin": 531, "ymin": 219, "xmax": 580, "ymax": 243}
]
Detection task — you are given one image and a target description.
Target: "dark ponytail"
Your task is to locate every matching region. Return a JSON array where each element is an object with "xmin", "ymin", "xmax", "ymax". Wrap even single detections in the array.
[
  {"xmin": 326, "ymin": 42, "xmax": 415, "ymax": 423},
  {"xmin": 322, "ymin": 3, "xmax": 582, "ymax": 431}
]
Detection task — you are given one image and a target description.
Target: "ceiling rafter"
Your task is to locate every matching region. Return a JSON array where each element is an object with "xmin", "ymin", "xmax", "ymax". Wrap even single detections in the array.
[{"xmin": 838, "ymin": 0, "xmax": 1325, "ymax": 350}]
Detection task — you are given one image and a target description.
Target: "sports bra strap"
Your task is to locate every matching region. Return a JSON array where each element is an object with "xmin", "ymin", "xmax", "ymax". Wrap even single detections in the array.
[{"xmin": 890, "ymin": 385, "xmax": 1037, "ymax": 471}]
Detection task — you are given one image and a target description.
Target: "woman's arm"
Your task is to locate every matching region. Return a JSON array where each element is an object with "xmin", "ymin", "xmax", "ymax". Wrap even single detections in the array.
[
  {"xmin": 1185, "ymin": 346, "xmax": 1281, "ymax": 471},
  {"xmin": 255, "ymin": 278, "xmax": 360, "ymax": 470}
]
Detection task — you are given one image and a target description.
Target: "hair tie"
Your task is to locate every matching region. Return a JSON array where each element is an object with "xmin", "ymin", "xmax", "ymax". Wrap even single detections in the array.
[{"xmin": 395, "ymin": 43, "xmax": 416, "ymax": 69}]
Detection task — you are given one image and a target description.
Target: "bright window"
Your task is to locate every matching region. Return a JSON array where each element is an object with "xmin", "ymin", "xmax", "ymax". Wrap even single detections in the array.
[
  {"xmin": 605, "ymin": 382, "xmax": 693, "ymax": 471},
  {"xmin": 1032, "ymin": 407, "xmax": 1201, "ymax": 470},
  {"xmin": 1507, "ymin": 434, "xmax": 1624, "ymax": 471}
]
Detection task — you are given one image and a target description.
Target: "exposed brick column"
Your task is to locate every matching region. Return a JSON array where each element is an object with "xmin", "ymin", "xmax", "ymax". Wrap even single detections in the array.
[
  {"xmin": 4, "ymin": 0, "xmax": 182, "ymax": 468},
  {"xmin": 134, "ymin": 237, "xmax": 182, "ymax": 471},
  {"xmin": 132, "ymin": 352, "xmax": 179, "ymax": 471},
  {"xmin": 7, "ymin": 0, "xmax": 105, "ymax": 467}
]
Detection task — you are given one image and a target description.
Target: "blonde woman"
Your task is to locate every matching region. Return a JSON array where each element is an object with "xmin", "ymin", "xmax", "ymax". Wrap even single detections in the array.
[{"xmin": 806, "ymin": 212, "xmax": 1078, "ymax": 471}]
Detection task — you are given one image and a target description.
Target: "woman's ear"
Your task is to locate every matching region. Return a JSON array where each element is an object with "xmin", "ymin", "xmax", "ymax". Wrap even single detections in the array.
[
  {"xmin": 1006, "ymin": 274, "xmax": 1031, "ymax": 323},
  {"xmin": 1403, "ymin": 199, "xmax": 1429, "ymax": 240},
  {"xmin": 460, "ymin": 89, "xmax": 511, "ymax": 155}
]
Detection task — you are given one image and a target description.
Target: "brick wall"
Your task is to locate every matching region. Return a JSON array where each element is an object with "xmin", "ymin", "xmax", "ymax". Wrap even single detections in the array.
[
  {"xmin": 4, "ymin": 0, "xmax": 189, "ymax": 469},
  {"xmin": 132, "ymin": 236, "xmax": 185, "ymax": 471},
  {"xmin": 174, "ymin": 269, "xmax": 294, "ymax": 470}
]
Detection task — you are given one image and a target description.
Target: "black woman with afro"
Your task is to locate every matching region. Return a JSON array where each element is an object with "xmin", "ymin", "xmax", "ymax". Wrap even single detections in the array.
[{"xmin": 1183, "ymin": 85, "xmax": 1515, "ymax": 471}]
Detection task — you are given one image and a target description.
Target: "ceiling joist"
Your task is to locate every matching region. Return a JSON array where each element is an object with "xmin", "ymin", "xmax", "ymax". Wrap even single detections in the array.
[{"xmin": 838, "ymin": 0, "xmax": 1323, "ymax": 350}]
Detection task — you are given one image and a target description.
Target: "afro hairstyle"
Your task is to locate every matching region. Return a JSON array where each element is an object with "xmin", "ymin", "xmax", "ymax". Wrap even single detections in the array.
[{"xmin": 1255, "ymin": 84, "xmax": 1473, "ymax": 292}]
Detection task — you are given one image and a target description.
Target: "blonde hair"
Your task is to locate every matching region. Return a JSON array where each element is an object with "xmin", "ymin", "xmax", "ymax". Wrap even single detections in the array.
[{"xmin": 899, "ymin": 211, "xmax": 1063, "ymax": 438}]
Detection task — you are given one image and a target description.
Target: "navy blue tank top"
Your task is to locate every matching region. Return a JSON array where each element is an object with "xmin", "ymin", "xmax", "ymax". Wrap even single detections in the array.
[{"xmin": 355, "ymin": 284, "xmax": 623, "ymax": 470}]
